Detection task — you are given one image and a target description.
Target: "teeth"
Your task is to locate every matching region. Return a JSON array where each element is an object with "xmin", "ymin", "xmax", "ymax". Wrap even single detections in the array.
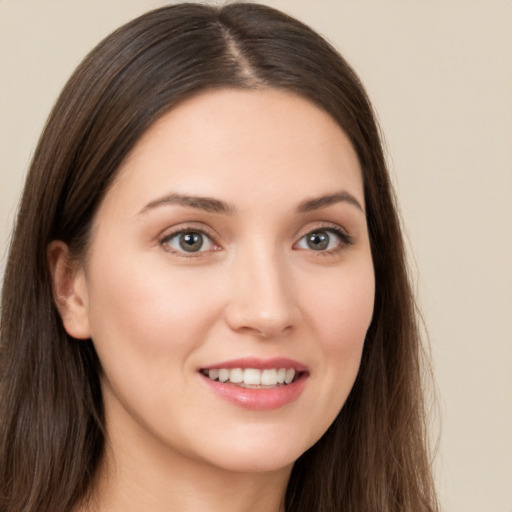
[
  {"xmin": 285, "ymin": 368, "xmax": 295, "ymax": 384},
  {"xmin": 218, "ymin": 369, "xmax": 229, "ymax": 382},
  {"xmin": 204, "ymin": 367, "xmax": 298, "ymax": 387},
  {"xmin": 261, "ymin": 369, "xmax": 277, "ymax": 385},
  {"xmin": 229, "ymin": 368, "xmax": 243, "ymax": 383},
  {"xmin": 244, "ymin": 368, "xmax": 261, "ymax": 386}
]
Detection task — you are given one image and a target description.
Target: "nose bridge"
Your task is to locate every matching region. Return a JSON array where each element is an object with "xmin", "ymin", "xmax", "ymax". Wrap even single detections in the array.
[{"xmin": 226, "ymin": 237, "xmax": 297, "ymax": 337}]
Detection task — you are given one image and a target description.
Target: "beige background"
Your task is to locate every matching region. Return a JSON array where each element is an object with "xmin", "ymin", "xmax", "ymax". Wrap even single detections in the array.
[{"xmin": 1, "ymin": 1, "xmax": 511, "ymax": 511}]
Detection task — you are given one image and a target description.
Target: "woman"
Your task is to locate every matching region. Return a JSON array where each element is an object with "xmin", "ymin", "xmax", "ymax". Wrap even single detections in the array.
[{"xmin": 0, "ymin": 3, "xmax": 438, "ymax": 511}]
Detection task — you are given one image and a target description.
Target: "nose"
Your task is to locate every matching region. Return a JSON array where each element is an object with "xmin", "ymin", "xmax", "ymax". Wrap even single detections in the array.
[{"xmin": 224, "ymin": 246, "xmax": 300, "ymax": 338}]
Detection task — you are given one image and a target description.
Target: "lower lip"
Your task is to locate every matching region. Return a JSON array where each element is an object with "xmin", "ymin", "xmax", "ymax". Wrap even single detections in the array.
[{"xmin": 200, "ymin": 373, "xmax": 308, "ymax": 411}]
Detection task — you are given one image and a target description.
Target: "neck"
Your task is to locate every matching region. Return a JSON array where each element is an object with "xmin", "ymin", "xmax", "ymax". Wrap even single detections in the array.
[{"xmin": 87, "ymin": 448, "xmax": 290, "ymax": 512}]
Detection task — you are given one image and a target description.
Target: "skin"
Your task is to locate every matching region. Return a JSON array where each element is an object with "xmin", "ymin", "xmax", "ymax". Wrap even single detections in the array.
[{"xmin": 50, "ymin": 88, "xmax": 375, "ymax": 512}]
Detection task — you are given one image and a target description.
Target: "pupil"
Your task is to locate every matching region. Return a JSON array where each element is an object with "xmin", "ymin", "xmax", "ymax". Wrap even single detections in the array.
[
  {"xmin": 308, "ymin": 232, "xmax": 329, "ymax": 251},
  {"xmin": 179, "ymin": 232, "xmax": 203, "ymax": 252}
]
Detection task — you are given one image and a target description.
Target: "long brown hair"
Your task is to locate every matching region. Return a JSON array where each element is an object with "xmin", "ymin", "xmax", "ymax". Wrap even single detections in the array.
[{"xmin": 0, "ymin": 3, "xmax": 438, "ymax": 511}]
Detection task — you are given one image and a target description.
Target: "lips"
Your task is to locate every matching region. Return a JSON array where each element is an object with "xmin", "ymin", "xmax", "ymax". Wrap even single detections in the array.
[{"xmin": 199, "ymin": 357, "xmax": 308, "ymax": 410}]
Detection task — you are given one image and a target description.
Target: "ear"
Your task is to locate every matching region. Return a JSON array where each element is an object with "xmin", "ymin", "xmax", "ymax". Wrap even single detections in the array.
[{"xmin": 47, "ymin": 241, "xmax": 91, "ymax": 339}]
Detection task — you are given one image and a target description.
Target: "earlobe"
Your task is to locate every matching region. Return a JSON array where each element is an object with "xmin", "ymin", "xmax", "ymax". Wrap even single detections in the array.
[{"xmin": 47, "ymin": 241, "xmax": 91, "ymax": 340}]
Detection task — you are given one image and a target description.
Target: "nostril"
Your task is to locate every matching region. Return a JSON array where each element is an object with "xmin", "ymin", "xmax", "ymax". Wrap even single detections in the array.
[{"xmin": 234, "ymin": 320, "xmax": 293, "ymax": 339}]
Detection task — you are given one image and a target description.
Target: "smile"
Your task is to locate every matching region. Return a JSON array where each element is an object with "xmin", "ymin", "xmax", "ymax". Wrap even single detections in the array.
[
  {"xmin": 201, "ymin": 368, "xmax": 298, "ymax": 388},
  {"xmin": 199, "ymin": 358, "xmax": 308, "ymax": 410}
]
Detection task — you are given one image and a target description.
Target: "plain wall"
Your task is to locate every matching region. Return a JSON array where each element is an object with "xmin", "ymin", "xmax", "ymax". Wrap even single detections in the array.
[{"xmin": 1, "ymin": 1, "xmax": 511, "ymax": 511}]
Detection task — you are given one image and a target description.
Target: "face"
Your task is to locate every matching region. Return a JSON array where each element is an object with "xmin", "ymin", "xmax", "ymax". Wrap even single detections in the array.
[{"xmin": 66, "ymin": 88, "xmax": 374, "ymax": 475}]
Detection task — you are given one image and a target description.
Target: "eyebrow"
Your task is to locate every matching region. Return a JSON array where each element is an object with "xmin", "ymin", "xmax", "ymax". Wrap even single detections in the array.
[
  {"xmin": 139, "ymin": 190, "xmax": 364, "ymax": 216},
  {"xmin": 139, "ymin": 193, "xmax": 234, "ymax": 215},
  {"xmin": 297, "ymin": 191, "xmax": 364, "ymax": 214}
]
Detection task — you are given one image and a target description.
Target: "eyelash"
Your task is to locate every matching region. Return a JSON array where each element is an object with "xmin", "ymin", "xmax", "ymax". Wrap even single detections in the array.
[
  {"xmin": 296, "ymin": 223, "xmax": 354, "ymax": 255},
  {"xmin": 159, "ymin": 223, "xmax": 353, "ymax": 259},
  {"xmin": 159, "ymin": 225, "xmax": 219, "ymax": 259}
]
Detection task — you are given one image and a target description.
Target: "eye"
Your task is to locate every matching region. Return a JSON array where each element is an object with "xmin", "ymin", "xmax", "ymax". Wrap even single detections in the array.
[
  {"xmin": 295, "ymin": 228, "xmax": 351, "ymax": 252},
  {"xmin": 161, "ymin": 230, "xmax": 215, "ymax": 254}
]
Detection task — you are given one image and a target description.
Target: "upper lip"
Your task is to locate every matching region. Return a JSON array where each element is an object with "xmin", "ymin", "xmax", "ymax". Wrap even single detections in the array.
[{"xmin": 200, "ymin": 357, "xmax": 308, "ymax": 372}]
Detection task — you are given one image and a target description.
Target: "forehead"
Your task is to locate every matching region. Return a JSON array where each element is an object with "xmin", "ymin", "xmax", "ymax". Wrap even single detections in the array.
[{"xmin": 104, "ymin": 87, "xmax": 364, "ymax": 215}]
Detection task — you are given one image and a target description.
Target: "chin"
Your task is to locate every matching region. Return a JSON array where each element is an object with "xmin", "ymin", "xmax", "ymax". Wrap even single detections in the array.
[
  {"xmin": 187, "ymin": 425, "xmax": 315, "ymax": 475},
  {"xmin": 203, "ymin": 449, "xmax": 298, "ymax": 475}
]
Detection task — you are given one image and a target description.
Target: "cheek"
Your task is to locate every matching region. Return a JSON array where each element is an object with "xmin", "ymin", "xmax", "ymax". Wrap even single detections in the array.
[
  {"xmin": 298, "ymin": 259, "xmax": 374, "ymax": 432},
  {"xmin": 303, "ymin": 260, "xmax": 375, "ymax": 352},
  {"xmin": 85, "ymin": 255, "xmax": 222, "ymax": 367}
]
